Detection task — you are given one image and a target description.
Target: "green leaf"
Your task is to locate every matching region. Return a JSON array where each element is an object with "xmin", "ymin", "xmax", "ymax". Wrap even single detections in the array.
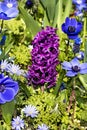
[
  {"xmin": 84, "ymin": 18, "xmax": 87, "ymax": 62},
  {"xmin": 1, "ymin": 101, "xmax": 15, "ymax": 125},
  {"xmin": 57, "ymin": 0, "xmax": 63, "ymax": 31},
  {"xmin": 19, "ymin": 6, "xmax": 41, "ymax": 37},
  {"xmin": 46, "ymin": 0, "xmax": 56, "ymax": 24},
  {"xmin": 53, "ymin": 70, "xmax": 65, "ymax": 96},
  {"xmin": 53, "ymin": 0, "xmax": 59, "ymax": 27},
  {"xmin": 79, "ymin": 74, "xmax": 87, "ymax": 90},
  {"xmin": 43, "ymin": 11, "xmax": 50, "ymax": 27},
  {"xmin": 62, "ymin": 0, "xmax": 72, "ymax": 23},
  {"xmin": 39, "ymin": 0, "xmax": 46, "ymax": 9}
]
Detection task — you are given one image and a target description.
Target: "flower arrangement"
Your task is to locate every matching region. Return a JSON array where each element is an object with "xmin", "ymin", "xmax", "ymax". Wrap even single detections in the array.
[{"xmin": 0, "ymin": 0, "xmax": 87, "ymax": 130}]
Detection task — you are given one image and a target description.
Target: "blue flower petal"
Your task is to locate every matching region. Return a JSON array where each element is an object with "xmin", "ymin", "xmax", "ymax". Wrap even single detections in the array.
[
  {"xmin": 62, "ymin": 61, "xmax": 72, "ymax": 70},
  {"xmin": 62, "ymin": 24, "xmax": 67, "ymax": 33},
  {"xmin": 79, "ymin": 63, "xmax": 87, "ymax": 69},
  {"xmin": 80, "ymin": 69, "xmax": 87, "ymax": 74},
  {"xmin": 1, "ymin": 88, "xmax": 15, "ymax": 102},
  {"xmin": 71, "ymin": 18, "xmax": 77, "ymax": 26},
  {"xmin": 0, "ymin": 94, "xmax": 6, "ymax": 104},
  {"xmin": 70, "ymin": 58, "xmax": 80, "ymax": 66},
  {"xmin": 66, "ymin": 71, "xmax": 77, "ymax": 77},
  {"xmin": 75, "ymin": 22, "xmax": 83, "ymax": 34},
  {"xmin": 68, "ymin": 35, "xmax": 78, "ymax": 39},
  {"xmin": 5, "ymin": 7, "xmax": 19, "ymax": 18},
  {"xmin": 65, "ymin": 17, "xmax": 70, "ymax": 26},
  {"xmin": 0, "ymin": 3, "xmax": 8, "ymax": 12},
  {"xmin": 0, "ymin": 12, "xmax": 9, "ymax": 20}
]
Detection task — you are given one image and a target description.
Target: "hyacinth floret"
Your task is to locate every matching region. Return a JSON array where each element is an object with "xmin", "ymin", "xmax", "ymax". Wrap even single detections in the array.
[{"xmin": 28, "ymin": 26, "xmax": 59, "ymax": 88}]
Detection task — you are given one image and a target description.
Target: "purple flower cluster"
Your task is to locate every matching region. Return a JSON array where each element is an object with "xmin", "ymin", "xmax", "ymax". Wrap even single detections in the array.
[{"xmin": 28, "ymin": 26, "xmax": 59, "ymax": 88}]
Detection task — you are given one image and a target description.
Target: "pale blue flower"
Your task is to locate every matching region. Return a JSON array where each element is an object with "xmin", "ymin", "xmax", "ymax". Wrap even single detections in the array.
[
  {"xmin": 0, "ymin": 60, "xmax": 10, "ymax": 71},
  {"xmin": 37, "ymin": 124, "xmax": 49, "ymax": 130},
  {"xmin": 23, "ymin": 105, "xmax": 38, "ymax": 118},
  {"xmin": 7, "ymin": 64, "xmax": 23, "ymax": 76},
  {"xmin": 12, "ymin": 116, "xmax": 24, "ymax": 130}
]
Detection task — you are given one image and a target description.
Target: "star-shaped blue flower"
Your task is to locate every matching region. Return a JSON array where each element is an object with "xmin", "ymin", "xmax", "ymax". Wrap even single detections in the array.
[{"xmin": 62, "ymin": 58, "xmax": 87, "ymax": 77}]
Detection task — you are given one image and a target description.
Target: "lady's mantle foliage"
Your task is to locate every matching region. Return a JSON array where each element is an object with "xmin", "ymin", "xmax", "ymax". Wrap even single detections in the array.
[
  {"xmin": 62, "ymin": 58, "xmax": 87, "ymax": 77},
  {"xmin": 0, "ymin": 0, "xmax": 19, "ymax": 20},
  {"xmin": 0, "ymin": 74, "xmax": 19, "ymax": 104},
  {"xmin": 62, "ymin": 17, "xmax": 82, "ymax": 40},
  {"xmin": 28, "ymin": 26, "xmax": 59, "ymax": 88}
]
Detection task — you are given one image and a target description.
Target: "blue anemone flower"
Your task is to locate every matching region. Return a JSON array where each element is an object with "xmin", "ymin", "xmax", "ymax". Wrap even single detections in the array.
[
  {"xmin": 62, "ymin": 17, "xmax": 83, "ymax": 40},
  {"xmin": 0, "ymin": 74, "xmax": 19, "ymax": 104},
  {"xmin": 62, "ymin": 58, "xmax": 87, "ymax": 77},
  {"xmin": 0, "ymin": 0, "xmax": 19, "ymax": 20}
]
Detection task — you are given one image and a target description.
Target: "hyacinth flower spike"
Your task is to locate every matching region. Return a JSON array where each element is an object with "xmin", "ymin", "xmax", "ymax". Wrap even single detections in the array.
[
  {"xmin": 28, "ymin": 26, "xmax": 59, "ymax": 88},
  {"xmin": 62, "ymin": 58, "xmax": 87, "ymax": 77}
]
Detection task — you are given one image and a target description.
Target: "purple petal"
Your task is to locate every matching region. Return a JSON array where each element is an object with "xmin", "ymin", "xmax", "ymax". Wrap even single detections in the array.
[{"xmin": 66, "ymin": 71, "xmax": 77, "ymax": 77}]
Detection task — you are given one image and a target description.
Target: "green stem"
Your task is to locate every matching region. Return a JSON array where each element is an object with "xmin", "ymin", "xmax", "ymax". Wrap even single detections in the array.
[
  {"xmin": 83, "ymin": 17, "xmax": 87, "ymax": 62},
  {"xmin": 1, "ymin": 20, "xmax": 4, "ymax": 33},
  {"xmin": 67, "ymin": 78, "xmax": 76, "ymax": 122}
]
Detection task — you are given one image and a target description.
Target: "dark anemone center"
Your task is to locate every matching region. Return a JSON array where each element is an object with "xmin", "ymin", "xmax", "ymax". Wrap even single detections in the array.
[
  {"xmin": 68, "ymin": 26, "xmax": 76, "ymax": 33},
  {"xmin": 0, "ymin": 85, "xmax": 5, "ymax": 92},
  {"xmin": 72, "ymin": 65, "xmax": 80, "ymax": 72}
]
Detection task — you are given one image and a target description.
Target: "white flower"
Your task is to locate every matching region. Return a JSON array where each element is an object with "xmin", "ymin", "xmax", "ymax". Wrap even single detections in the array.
[
  {"xmin": 7, "ymin": 64, "xmax": 23, "ymax": 76},
  {"xmin": 0, "ymin": 60, "xmax": 10, "ymax": 71}
]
